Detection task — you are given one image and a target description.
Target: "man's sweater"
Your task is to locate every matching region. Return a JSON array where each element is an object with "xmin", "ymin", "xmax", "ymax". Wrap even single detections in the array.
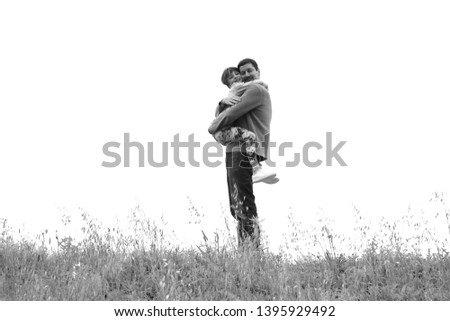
[{"xmin": 208, "ymin": 82, "xmax": 272, "ymax": 160}]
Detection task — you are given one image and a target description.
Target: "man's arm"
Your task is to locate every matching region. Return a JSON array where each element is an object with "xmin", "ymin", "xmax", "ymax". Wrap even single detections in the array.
[
  {"xmin": 214, "ymin": 103, "xmax": 221, "ymax": 117},
  {"xmin": 208, "ymin": 85, "xmax": 263, "ymax": 134}
]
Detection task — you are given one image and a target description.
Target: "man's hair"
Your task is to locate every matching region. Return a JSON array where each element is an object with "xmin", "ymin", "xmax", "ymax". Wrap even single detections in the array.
[
  {"xmin": 237, "ymin": 58, "xmax": 259, "ymax": 72},
  {"xmin": 221, "ymin": 67, "xmax": 239, "ymax": 87}
]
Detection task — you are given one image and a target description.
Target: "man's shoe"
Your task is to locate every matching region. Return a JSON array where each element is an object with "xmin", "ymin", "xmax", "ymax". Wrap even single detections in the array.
[{"xmin": 253, "ymin": 166, "xmax": 277, "ymax": 183}]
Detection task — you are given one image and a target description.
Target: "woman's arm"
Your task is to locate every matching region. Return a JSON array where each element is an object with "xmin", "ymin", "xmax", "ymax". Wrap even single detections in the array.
[{"xmin": 208, "ymin": 85, "xmax": 266, "ymax": 134}]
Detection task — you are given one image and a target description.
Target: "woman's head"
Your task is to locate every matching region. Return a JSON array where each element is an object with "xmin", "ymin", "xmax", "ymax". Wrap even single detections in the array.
[{"xmin": 221, "ymin": 67, "xmax": 241, "ymax": 88}]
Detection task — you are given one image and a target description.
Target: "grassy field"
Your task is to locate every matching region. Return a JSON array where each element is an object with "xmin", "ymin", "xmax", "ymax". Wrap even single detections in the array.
[{"xmin": 1, "ymin": 194, "xmax": 450, "ymax": 301}]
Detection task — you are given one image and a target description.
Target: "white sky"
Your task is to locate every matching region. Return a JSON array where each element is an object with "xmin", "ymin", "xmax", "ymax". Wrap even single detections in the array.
[{"xmin": 1, "ymin": 1, "xmax": 450, "ymax": 252}]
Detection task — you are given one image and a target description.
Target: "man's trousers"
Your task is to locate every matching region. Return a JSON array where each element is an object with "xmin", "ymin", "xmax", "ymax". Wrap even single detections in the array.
[{"xmin": 226, "ymin": 151, "xmax": 260, "ymax": 247}]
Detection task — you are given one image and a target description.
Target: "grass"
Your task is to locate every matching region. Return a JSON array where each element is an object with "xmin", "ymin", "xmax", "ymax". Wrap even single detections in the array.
[{"xmin": 1, "ymin": 193, "xmax": 450, "ymax": 300}]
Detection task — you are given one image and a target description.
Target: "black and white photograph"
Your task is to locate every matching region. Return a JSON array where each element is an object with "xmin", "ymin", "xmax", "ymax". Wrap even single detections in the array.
[{"xmin": 1, "ymin": 0, "xmax": 449, "ymax": 319}]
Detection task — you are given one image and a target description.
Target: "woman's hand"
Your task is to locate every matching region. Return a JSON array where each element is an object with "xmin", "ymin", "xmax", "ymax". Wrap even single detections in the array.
[{"xmin": 221, "ymin": 94, "xmax": 241, "ymax": 106}]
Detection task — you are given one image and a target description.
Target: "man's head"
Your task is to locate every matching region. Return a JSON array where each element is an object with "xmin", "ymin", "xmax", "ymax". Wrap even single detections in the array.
[
  {"xmin": 237, "ymin": 58, "xmax": 260, "ymax": 82},
  {"xmin": 221, "ymin": 67, "xmax": 241, "ymax": 88}
]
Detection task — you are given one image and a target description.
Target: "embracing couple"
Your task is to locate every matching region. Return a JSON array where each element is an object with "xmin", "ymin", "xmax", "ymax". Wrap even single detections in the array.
[{"xmin": 208, "ymin": 58, "xmax": 277, "ymax": 248}]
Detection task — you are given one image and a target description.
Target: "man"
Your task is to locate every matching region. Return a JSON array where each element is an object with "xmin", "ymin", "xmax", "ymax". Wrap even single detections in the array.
[{"xmin": 208, "ymin": 58, "xmax": 272, "ymax": 247}]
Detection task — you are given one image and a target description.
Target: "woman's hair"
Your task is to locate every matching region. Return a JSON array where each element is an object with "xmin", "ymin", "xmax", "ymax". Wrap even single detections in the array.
[{"xmin": 221, "ymin": 67, "xmax": 239, "ymax": 87}]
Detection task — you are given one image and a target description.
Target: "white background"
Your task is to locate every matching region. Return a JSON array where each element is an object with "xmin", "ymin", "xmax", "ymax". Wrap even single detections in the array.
[{"xmin": 1, "ymin": 0, "xmax": 449, "ymax": 252}]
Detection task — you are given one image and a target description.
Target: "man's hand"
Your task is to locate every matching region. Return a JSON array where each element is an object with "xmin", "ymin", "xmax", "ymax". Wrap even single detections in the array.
[{"xmin": 221, "ymin": 94, "xmax": 241, "ymax": 106}]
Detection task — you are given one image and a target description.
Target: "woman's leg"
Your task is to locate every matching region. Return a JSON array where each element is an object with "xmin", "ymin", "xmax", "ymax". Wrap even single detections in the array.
[
  {"xmin": 214, "ymin": 127, "xmax": 235, "ymax": 146},
  {"xmin": 223, "ymin": 127, "xmax": 259, "ymax": 165},
  {"xmin": 216, "ymin": 127, "xmax": 270, "ymax": 178}
]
